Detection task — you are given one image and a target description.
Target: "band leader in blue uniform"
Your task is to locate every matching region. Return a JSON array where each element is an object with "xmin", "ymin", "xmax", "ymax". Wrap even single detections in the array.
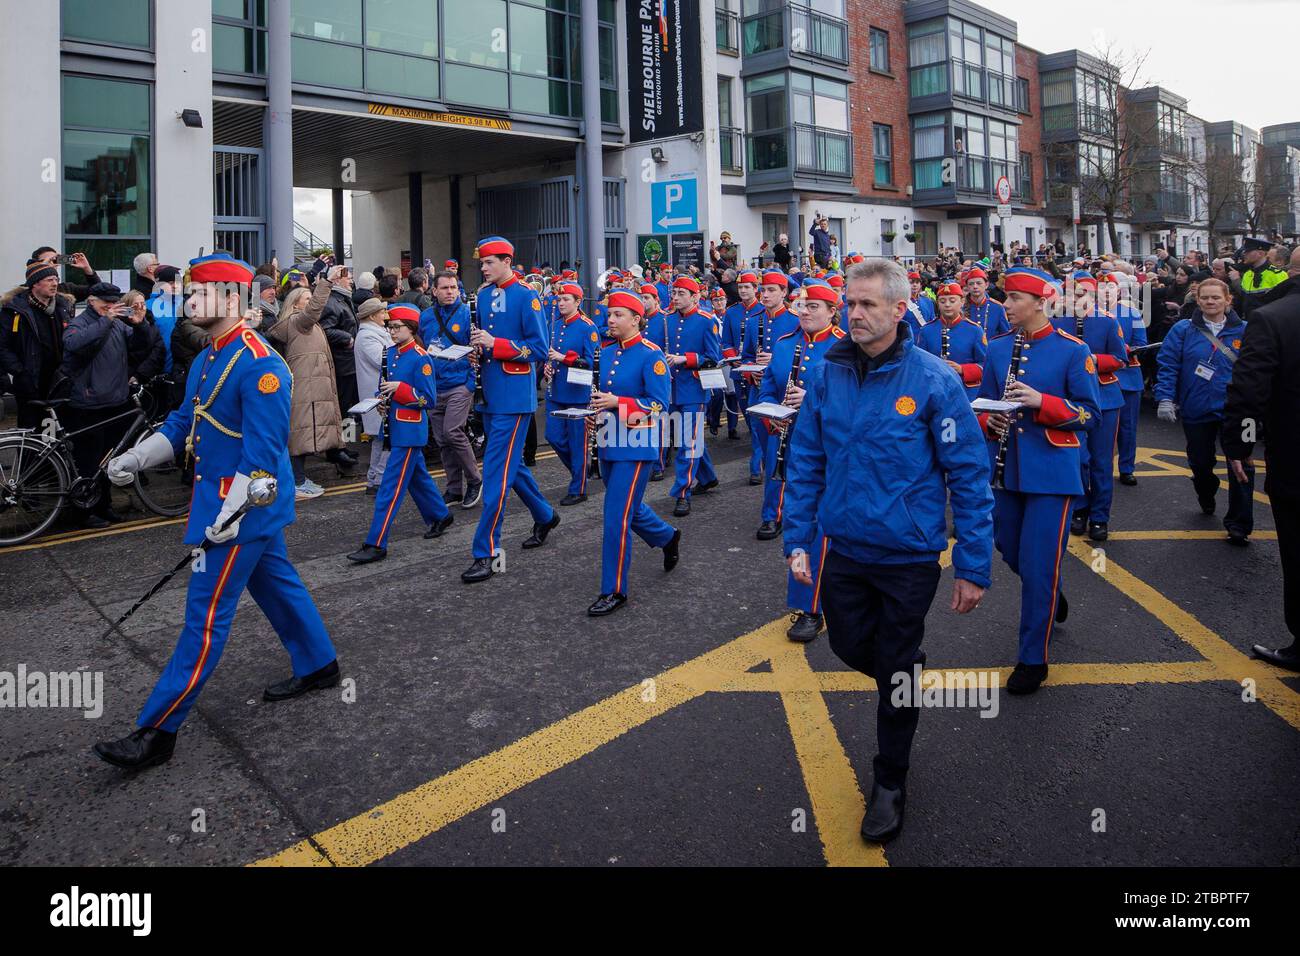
[
  {"xmin": 96, "ymin": 254, "xmax": 339, "ymax": 770},
  {"xmin": 543, "ymin": 281, "xmax": 599, "ymax": 505},
  {"xmin": 784, "ymin": 259, "xmax": 993, "ymax": 844},
  {"xmin": 742, "ymin": 271, "xmax": 801, "ymax": 490},
  {"xmin": 462, "ymin": 237, "xmax": 560, "ymax": 583},
  {"xmin": 586, "ymin": 291, "xmax": 682, "ymax": 616},
  {"xmin": 916, "ymin": 282, "xmax": 987, "ymax": 398},
  {"xmin": 665, "ymin": 276, "xmax": 722, "ymax": 517},
  {"xmin": 964, "ymin": 268, "xmax": 1011, "ymax": 339},
  {"xmin": 977, "ymin": 267, "xmax": 1101, "ymax": 696},
  {"xmin": 347, "ymin": 304, "xmax": 455, "ymax": 563}
]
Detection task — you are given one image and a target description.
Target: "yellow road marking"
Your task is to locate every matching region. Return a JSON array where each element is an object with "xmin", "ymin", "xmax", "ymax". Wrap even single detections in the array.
[
  {"xmin": 1132, "ymin": 448, "xmax": 1271, "ymax": 505},
  {"xmin": 1105, "ymin": 530, "xmax": 1277, "ymax": 541}
]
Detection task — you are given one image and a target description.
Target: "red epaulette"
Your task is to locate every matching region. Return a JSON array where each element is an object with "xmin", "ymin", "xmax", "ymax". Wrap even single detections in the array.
[
  {"xmin": 831, "ymin": 326, "xmax": 847, "ymax": 338},
  {"xmin": 1055, "ymin": 329, "xmax": 1086, "ymax": 345},
  {"xmin": 241, "ymin": 328, "xmax": 271, "ymax": 359}
]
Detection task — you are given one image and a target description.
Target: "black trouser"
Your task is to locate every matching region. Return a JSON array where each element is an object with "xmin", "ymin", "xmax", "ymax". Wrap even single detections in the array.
[
  {"xmin": 1183, "ymin": 419, "xmax": 1254, "ymax": 535},
  {"xmin": 1271, "ymin": 492, "xmax": 1300, "ymax": 644},
  {"xmin": 524, "ymin": 411, "xmax": 538, "ymax": 466},
  {"xmin": 62, "ymin": 402, "xmax": 133, "ymax": 517},
  {"xmin": 820, "ymin": 549, "xmax": 942, "ymax": 791},
  {"xmin": 335, "ymin": 370, "xmax": 358, "ymax": 415},
  {"xmin": 15, "ymin": 399, "xmax": 46, "ymax": 431}
]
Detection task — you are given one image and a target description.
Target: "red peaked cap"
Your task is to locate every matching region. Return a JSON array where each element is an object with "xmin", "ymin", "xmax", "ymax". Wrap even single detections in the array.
[
  {"xmin": 638, "ymin": 283, "xmax": 658, "ymax": 296},
  {"xmin": 673, "ymin": 276, "xmax": 701, "ymax": 293},
  {"xmin": 558, "ymin": 283, "xmax": 583, "ymax": 299},
  {"xmin": 936, "ymin": 283, "xmax": 964, "ymax": 298},
  {"xmin": 607, "ymin": 290, "xmax": 645, "ymax": 317}
]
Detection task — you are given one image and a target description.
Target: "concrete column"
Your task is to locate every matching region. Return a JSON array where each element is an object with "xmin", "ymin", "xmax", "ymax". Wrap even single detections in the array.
[
  {"xmin": 265, "ymin": 0, "xmax": 294, "ymax": 265},
  {"xmin": 408, "ymin": 173, "xmax": 424, "ymax": 268},
  {"xmin": 579, "ymin": 0, "xmax": 604, "ymax": 285},
  {"xmin": 980, "ymin": 209, "xmax": 991, "ymax": 256},
  {"xmin": 787, "ymin": 196, "xmax": 801, "ymax": 267},
  {"xmin": 332, "ymin": 188, "xmax": 345, "ymax": 263}
]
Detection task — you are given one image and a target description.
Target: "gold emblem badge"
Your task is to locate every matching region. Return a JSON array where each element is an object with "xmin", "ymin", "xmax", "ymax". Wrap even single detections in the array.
[
  {"xmin": 1084, "ymin": 356, "xmax": 1096, "ymax": 375},
  {"xmin": 653, "ymin": 360, "xmax": 667, "ymax": 375},
  {"xmin": 257, "ymin": 373, "xmax": 280, "ymax": 394},
  {"xmin": 422, "ymin": 363, "xmax": 433, "ymax": 375},
  {"xmin": 531, "ymin": 300, "xmax": 542, "ymax": 311},
  {"xmin": 895, "ymin": 395, "xmax": 917, "ymax": 416},
  {"xmin": 451, "ymin": 324, "xmax": 460, "ymax": 333},
  {"xmin": 591, "ymin": 331, "xmax": 599, "ymax": 342},
  {"xmin": 1233, "ymin": 339, "xmax": 1241, "ymax": 349}
]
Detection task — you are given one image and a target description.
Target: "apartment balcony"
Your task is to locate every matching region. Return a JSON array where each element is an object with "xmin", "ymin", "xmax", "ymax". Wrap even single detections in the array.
[
  {"xmin": 720, "ymin": 126, "xmax": 744, "ymax": 174},
  {"xmin": 909, "ymin": 59, "xmax": 1023, "ymax": 115},
  {"xmin": 716, "ymin": 8, "xmax": 740, "ymax": 56},
  {"xmin": 1158, "ymin": 132, "xmax": 1188, "ymax": 158},
  {"xmin": 1045, "ymin": 179, "xmax": 1108, "ymax": 220},
  {"xmin": 1131, "ymin": 189, "xmax": 1191, "ymax": 224},
  {"xmin": 912, "ymin": 154, "xmax": 1023, "ymax": 209},
  {"xmin": 741, "ymin": 2, "xmax": 849, "ymax": 67},
  {"xmin": 743, "ymin": 122, "xmax": 854, "ymax": 205}
]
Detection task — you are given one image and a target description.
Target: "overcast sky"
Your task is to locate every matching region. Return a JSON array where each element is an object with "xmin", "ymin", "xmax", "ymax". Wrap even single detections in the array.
[{"xmin": 979, "ymin": 0, "xmax": 1293, "ymax": 132}]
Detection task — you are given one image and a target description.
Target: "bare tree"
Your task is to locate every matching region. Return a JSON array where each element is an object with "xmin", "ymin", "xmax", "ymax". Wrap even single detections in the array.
[{"xmin": 1195, "ymin": 144, "xmax": 1246, "ymax": 252}]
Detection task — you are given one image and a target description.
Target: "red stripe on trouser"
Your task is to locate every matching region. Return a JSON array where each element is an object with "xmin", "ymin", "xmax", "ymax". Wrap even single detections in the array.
[
  {"xmin": 487, "ymin": 417, "xmax": 524, "ymax": 551},
  {"xmin": 685, "ymin": 414, "xmax": 700, "ymax": 488},
  {"xmin": 153, "ymin": 544, "xmax": 241, "ymax": 728},
  {"xmin": 579, "ymin": 417, "xmax": 589, "ymax": 494},
  {"xmin": 776, "ymin": 481, "xmax": 785, "ymax": 522},
  {"xmin": 1042, "ymin": 498, "xmax": 1071, "ymax": 663},
  {"xmin": 373, "ymin": 448, "xmax": 412, "ymax": 545},
  {"xmin": 810, "ymin": 536, "xmax": 829, "ymax": 613},
  {"xmin": 614, "ymin": 462, "xmax": 644, "ymax": 594}
]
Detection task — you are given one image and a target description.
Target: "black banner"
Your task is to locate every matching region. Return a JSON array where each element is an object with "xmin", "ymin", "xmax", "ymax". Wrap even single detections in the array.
[{"xmin": 626, "ymin": 0, "xmax": 704, "ymax": 143}]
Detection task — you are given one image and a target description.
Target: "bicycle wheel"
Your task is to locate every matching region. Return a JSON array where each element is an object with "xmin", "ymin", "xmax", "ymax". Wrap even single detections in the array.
[
  {"xmin": 0, "ymin": 434, "xmax": 71, "ymax": 546},
  {"xmin": 133, "ymin": 432, "xmax": 192, "ymax": 518}
]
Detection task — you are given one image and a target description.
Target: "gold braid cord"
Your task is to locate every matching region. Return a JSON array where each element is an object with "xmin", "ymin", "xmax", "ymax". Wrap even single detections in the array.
[{"xmin": 185, "ymin": 346, "xmax": 247, "ymax": 458}]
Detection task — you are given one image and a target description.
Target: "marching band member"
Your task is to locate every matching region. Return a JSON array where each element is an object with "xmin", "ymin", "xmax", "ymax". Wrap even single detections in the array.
[
  {"xmin": 964, "ymin": 267, "xmax": 1011, "ymax": 338},
  {"xmin": 1055, "ymin": 273, "xmax": 1127, "ymax": 541},
  {"xmin": 916, "ymin": 282, "xmax": 987, "ymax": 398},
  {"xmin": 1102, "ymin": 273, "xmax": 1148, "ymax": 487},
  {"xmin": 97, "ymin": 253, "xmax": 339, "ymax": 770},
  {"xmin": 784, "ymin": 259, "xmax": 992, "ymax": 842},
  {"xmin": 705, "ymin": 286, "xmax": 730, "ymax": 435},
  {"xmin": 654, "ymin": 264, "xmax": 674, "ymax": 311},
  {"xmin": 743, "ymin": 271, "xmax": 800, "ymax": 490},
  {"xmin": 723, "ymin": 272, "xmax": 766, "ymax": 475},
  {"xmin": 587, "ymin": 290, "xmax": 681, "ymax": 616},
  {"xmin": 543, "ymin": 282, "xmax": 599, "ymax": 505},
  {"xmin": 462, "ymin": 236, "xmax": 560, "ymax": 584},
  {"xmin": 978, "ymin": 267, "xmax": 1100, "ymax": 695},
  {"xmin": 756, "ymin": 277, "xmax": 846, "ymax": 641},
  {"xmin": 420, "ymin": 270, "xmax": 482, "ymax": 508},
  {"xmin": 905, "ymin": 270, "xmax": 936, "ymax": 336},
  {"xmin": 347, "ymin": 305, "xmax": 454, "ymax": 564},
  {"xmin": 665, "ymin": 276, "xmax": 722, "ymax": 517},
  {"xmin": 640, "ymin": 282, "xmax": 673, "ymax": 481}
]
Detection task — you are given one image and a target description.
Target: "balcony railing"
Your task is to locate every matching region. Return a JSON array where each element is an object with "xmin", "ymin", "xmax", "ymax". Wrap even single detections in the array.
[
  {"xmin": 1159, "ymin": 131, "xmax": 1187, "ymax": 157},
  {"xmin": 1079, "ymin": 105, "xmax": 1115, "ymax": 138},
  {"xmin": 741, "ymin": 2, "xmax": 848, "ymax": 65},
  {"xmin": 911, "ymin": 58, "xmax": 1020, "ymax": 111},
  {"xmin": 720, "ymin": 126, "xmax": 744, "ymax": 173},
  {"xmin": 715, "ymin": 8, "xmax": 739, "ymax": 55},
  {"xmin": 1133, "ymin": 189, "xmax": 1190, "ymax": 220},
  {"xmin": 915, "ymin": 154, "xmax": 1023, "ymax": 201},
  {"xmin": 746, "ymin": 124, "xmax": 852, "ymax": 178}
]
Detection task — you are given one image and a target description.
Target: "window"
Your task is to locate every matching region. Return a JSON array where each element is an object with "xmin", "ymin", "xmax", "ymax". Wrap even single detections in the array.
[
  {"xmin": 908, "ymin": 19, "xmax": 947, "ymax": 98},
  {"xmin": 290, "ymin": 0, "xmax": 363, "ymax": 44},
  {"xmin": 741, "ymin": 0, "xmax": 785, "ymax": 56},
  {"xmin": 214, "ymin": 0, "xmax": 268, "ymax": 75},
  {"xmin": 746, "ymin": 72, "xmax": 788, "ymax": 171},
  {"xmin": 869, "ymin": 28, "xmax": 890, "ymax": 73},
  {"xmin": 62, "ymin": 0, "xmax": 150, "ymax": 49},
  {"xmin": 1016, "ymin": 77, "xmax": 1030, "ymax": 114},
  {"xmin": 873, "ymin": 124, "xmax": 893, "ymax": 185},
  {"xmin": 912, "ymin": 113, "xmax": 946, "ymax": 189},
  {"xmin": 1019, "ymin": 150, "xmax": 1032, "ymax": 198},
  {"xmin": 292, "ymin": 35, "xmax": 363, "ymax": 87},
  {"xmin": 367, "ymin": 49, "xmax": 440, "ymax": 99},
  {"xmin": 62, "ymin": 74, "xmax": 152, "ymax": 272},
  {"xmin": 914, "ymin": 221, "xmax": 939, "ymax": 257},
  {"xmin": 366, "ymin": 0, "xmax": 437, "ymax": 58},
  {"xmin": 444, "ymin": 0, "xmax": 508, "ymax": 69}
]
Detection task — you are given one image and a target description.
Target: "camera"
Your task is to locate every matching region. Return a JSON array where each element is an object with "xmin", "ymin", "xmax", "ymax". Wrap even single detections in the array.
[{"xmin": 55, "ymin": 253, "xmax": 76, "ymax": 266}]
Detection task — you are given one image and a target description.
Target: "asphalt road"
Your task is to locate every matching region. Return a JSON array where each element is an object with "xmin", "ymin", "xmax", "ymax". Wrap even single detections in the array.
[{"xmin": 1, "ymin": 405, "xmax": 1296, "ymax": 867}]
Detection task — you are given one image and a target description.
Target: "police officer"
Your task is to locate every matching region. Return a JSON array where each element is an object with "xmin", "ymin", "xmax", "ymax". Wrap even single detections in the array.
[
  {"xmin": 784, "ymin": 259, "xmax": 992, "ymax": 843},
  {"xmin": 1101, "ymin": 274, "xmax": 1148, "ymax": 487},
  {"xmin": 1055, "ymin": 273, "xmax": 1127, "ymax": 541},
  {"xmin": 462, "ymin": 237, "xmax": 560, "ymax": 583},
  {"xmin": 544, "ymin": 281, "xmax": 599, "ymax": 505},
  {"xmin": 665, "ymin": 276, "xmax": 722, "ymax": 517},
  {"xmin": 756, "ymin": 278, "xmax": 847, "ymax": 641},
  {"xmin": 96, "ymin": 254, "xmax": 339, "ymax": 770},
  {"xmin": 916, "ymin": 282, "xmax": 987, "ymax": 398},
  {"xmin": 978, "ymin": 267, "xmax": 1101, "ymax": 695},
  {"xmin": 1233, "ymin": 237, "xmax": 1286, "ymax": 317},
  {"xmin": 347, "ymin": 304, "xmax": 455, "ymax": 564},
  {"xmin": 964, "ymin": 267, "xmax": 1011, "ymax": 338},
  {"xmin": 587, "ymin": 290, "xmax": 681, "ymax": 616}
]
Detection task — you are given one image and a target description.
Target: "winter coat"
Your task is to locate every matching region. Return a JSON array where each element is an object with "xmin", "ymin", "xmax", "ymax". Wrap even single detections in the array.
[
  {"xmin": 61, "ymin": 306, "xmax": 152, "ymax": 409},
  {"xmin": 0, "ymin": 286, "xmax": 73, "ymax": 400},
  {"xmin": 318, "ymin": 288, "xmax": 358, "ymax": 378},
  {"xmin": 267, "ymin": 278, "xmax": 344, "ymax": 456}
]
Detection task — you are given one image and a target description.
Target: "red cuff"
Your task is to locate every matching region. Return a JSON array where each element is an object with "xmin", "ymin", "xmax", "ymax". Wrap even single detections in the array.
[
  {"xmin": 977, "ymin": 411, "xmax": 991, "ymax": 437},
  {"xmin": 1096, "ymin": 354, "xmax": 1123, "ymax": 374},
  {"xmin": 685, "ymin": 352, "xmax": 699, "ymax": 369},
  {"xmin": 392, "ymin": 382, "xmax": 418, "ymax": 405},
  {"xmin": 1034, "ymin": 394, "xmax": 1075, "ymax": 426},
  {"xmin": 616, "ymin": 395, "xmax": 645, "ymax": 425},
  {"xmin": 960, "ymin": 364, "xmax": 982, "ymax": 386},
  {"xmin": 722, "ymin": 347, "xmax": 738, "ymax": 360},
  {"xmin": 492, "ymin": 338, "xmax": 520, "ymax": 360},
  {"xmin": 562, "ymin": 349, "xmax": 578, "ymax": 366}
]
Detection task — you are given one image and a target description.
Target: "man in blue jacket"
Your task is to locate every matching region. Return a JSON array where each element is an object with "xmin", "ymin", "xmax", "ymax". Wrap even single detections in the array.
[
  {"xmin": 783, "ymin": 258, "xmax": 993, "ymax": 844},
  {"xmin": 421, "ymin": 271, "xmax": 482, "ymax": 508},
  {"xmin": 1155, "ymin": 277, "xmax": 1253, "ymax": 545}
]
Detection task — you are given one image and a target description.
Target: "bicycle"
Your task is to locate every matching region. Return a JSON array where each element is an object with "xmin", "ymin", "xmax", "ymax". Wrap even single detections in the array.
[{"xmin": 0, "ymin": 378, "xmax": 192, "ymax": 546}]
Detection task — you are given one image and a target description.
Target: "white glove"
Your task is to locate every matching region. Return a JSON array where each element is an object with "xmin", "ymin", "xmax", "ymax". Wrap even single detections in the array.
[
  {"xmin": 107, "ymin": 431, "xmax": 175, "ymax": 486},
  {"xmin": 205, "ymin": 472, "xmax": 250, "ymax": 544},
  {"xmin": 1157, "ymin": 400, "xmax": 1177, "ymax": 423}
]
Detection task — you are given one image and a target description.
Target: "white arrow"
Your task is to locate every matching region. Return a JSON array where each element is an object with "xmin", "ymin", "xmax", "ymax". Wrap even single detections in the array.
[{"xmin": 658, "ymin": 215, "xmax": 693, "ymax": 229}]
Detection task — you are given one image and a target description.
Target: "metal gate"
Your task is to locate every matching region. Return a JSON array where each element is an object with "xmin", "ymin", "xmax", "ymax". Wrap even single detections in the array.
[
  {"xmin": 476, "ymin": 176, "xmax": 625, "ymax": 269},
  {"xmin": 213, "ymin": 146, "xmax": 265, "ymax": 265}
]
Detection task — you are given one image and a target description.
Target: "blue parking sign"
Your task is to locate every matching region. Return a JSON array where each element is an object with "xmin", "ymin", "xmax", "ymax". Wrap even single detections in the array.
[{"xmin": 651, "ymin": 178, "xmax": 698, "ymax": 234}]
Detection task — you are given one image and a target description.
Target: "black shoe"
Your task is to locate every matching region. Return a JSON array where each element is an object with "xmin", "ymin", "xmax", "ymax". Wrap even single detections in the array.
[
  {"xmin": 332, "ymin": 448, "xmax": 359, "ymax": 467},
  {"xmin": 1227, "ymin": 529, "xmax": 1249, "ymax": 547},
  {"xmin": 748, "ymin": 473, "xmax": 763, "ymax": 486},
  {"xmin": 727, "ymin": 430, "xmax": 739, "ymax": 440},
  {"xmin": 673, "ymin": 497, "xmax": 691, "ymax": 517},
  {"xmin": 1055, "ymin": 591, "xmax": 1069, "ymax": 624},
  {"xmin": 1006, "ymin": 662, "xmax": 1048, "ymax": 695},
  {"xmin": 102, "ymin": 507, "xmax": 126, "ymax": 524},
  {"xmin": 461, "ymin": 557, "xmax": 495, "ymax": 583},
  {"xmin": 524, "ymin": 456, "xmax": 537, "ymax": 467},
  {"xmin": 346, "ymin": 543, "xmax": 387, "ymax": 564},
  {"xmin": 560, "ymin": 493, "xmax": 588, "ymax": 506},
  {"xmin": 443, "ymin": 488, "xmax": 463, "ymax": 504},
  {"xmin": 81, "ymin": 514, "xmax": 111, "ymax": 530},
  {"xmin": 649, "ymin": 470, "xmax": 665, "ymax": 482},
  {"xmin": 522, "ymin": 512, "xmax": 560, "ymax": 549},
  {"xmin": 756, "ymin": 520, "xmax": 782, "ymax": 541},
  {"xmin": 860, "ymin": 782, "xmax": 905, "ymax": 843},
  {"xmin": 93, "ymin": 727, "xmax": 176, "ymax": 770},
  {"xmin": 693, "ymin": 478, "xmax": 719, "ymax": 495},
  {"xmin": 264, "ymin": 659, "xmax": 341, "ymax": 702},
  {"xmin": 587, "ymin": 593, "xmax": 628, "ymax": 616},
  {"xmin": 786, "ymin": 612, "xmax": 823, "ymax": 643},
  {"xmin": 1069, "ymin": 512, "xmax": 1087, "ymax": 536},
  {"xmin": 662, "ymin": 529, "xmax": 681, "ymax": 572},
  {"xmin": 1252, "ymin": 643, "xmax": 1300, "ymax": 672},
  {"xmin": 365, "ymin": 485, "xmax": 379, "ymax": 496},
  {"xmin": 424, "ymin": 514, "xmax": 454, "ymax": 539},
  {"xmin": 1119, "ymin": 473, "xmax": 1137, "ymax": 486},
  {"xmin": 461, "ymin": 481, "xmax": 483, "ymax": 509},
  {"xmin": 1088, "ymin": 521, "xmax": 1108, "ymax": 542},
  {"xmin": 1200, "ymin": 499, "xmax": 1217, "ymax": 516}
]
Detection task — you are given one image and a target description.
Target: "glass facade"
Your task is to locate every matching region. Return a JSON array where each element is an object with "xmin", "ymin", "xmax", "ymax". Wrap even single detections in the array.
[
  {"xmin": 741, "ymin": 0, "xmax": 848, "ymax": 64},
  {"xmin": 908, "ymin": 16, "xmax": 1018, "ymax": 111},
  {"xmin": 869, "ymin": 27, "xmax": 889, "ymax": 73},
  {"xmin": 912, "ymin": 110, "xmax": 1021, "ymax": 198},
  {"xmin": 62, "ymin": 74, "xmax": 152, "ymax": 272},
  {"xmin": 213, "ymin": 0, "xmax": 268, "ymax": 75},
  {"xmin": 745, "ymin": 71, "xmax": 850, "ymax": 177},
  {"xmin": 62, "ymin": 0, "xmax": 151, "ymax": 49},
  {"xmin": 1042, "ymin": 67, "xmax": 1115, "ymax": 136},
  {"xmin": 873, "ymin": 124, "xmax": 893, "ymax": 185}
]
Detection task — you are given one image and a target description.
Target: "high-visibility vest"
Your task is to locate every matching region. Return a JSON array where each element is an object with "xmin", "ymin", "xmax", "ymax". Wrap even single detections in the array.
[{"xmin": 1241, "ymin": 265, "xmax": 1286, "ymax": 293}]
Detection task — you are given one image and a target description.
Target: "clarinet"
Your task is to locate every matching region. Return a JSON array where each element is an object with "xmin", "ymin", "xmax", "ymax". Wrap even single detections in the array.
[
  {"xmin": 587, "ymin": 336, "xmax": 602, "ymax": 480},
  {"xmin": 379, "ymin": 345, "xmax": 391, "ymax": 451},
  {"xmin": 469, "ymin": 292, "xmax": 485, "ymax": 406},
  {"xmin": 774, "ymin": 339, "xmax": 805, "ymax": 482},
  {"xmin": 991, "ymin": 329, "xmax": 1025, "ymax": 490},
  {"xmin": 941, "ymin": 321, "xmax": 950, "ymax": 360}
]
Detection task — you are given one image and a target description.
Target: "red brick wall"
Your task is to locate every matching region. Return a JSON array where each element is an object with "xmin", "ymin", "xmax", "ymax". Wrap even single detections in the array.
[
  {"xmin": 1016, "ymin": 45, "xmax": 1044, "ymax": 211},
  {"xmin": 848, "ymin": 0, "xmax": 912, "ymax": 200}
]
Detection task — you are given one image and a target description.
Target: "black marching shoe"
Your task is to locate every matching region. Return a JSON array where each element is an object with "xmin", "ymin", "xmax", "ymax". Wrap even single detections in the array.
[
  {"xmin": 587, "ymin": 593, "xmax": 627, "ymax": 617},
  {"xmin": 727, "ymin": 429, "xmax": 739, "ymax": 440},
  {"xmin": 443, "ymin": 488, "xmax": 463, "ymax": 504},
  {"xmin": 756, "ymin": 520, "xmax": 782, "ymax": 541},
  {"xmin": 93, "ymin": 727, "xmax": 176, "ymax": 770},
  {"xmin": 786, "ymin": 612, "xmax": 823, "ymax": 643},
  {"xmin": 461, "ymin": 558, "xmax": 495, "ymax": 583},
  {"xmin": 365, "ymin": 485, "xmax": 379, "ymax": 496},
  {"xmin": 693, "ymin": 478, "xmax": 719, "ymax": 495},
  {"xmin": 649, "ymin": 470, "xmax": 665, "ymax": 482},
  {"xmin": 560, "ymin": 493, "xmax": 588, "ymax": 506},
  {"xmin": 346, "ymin": 543, "xmax": 387, "ymax": 564},
  {"xmin": 748, "ymin": 473, "xmax": 763, "ymax": 486},
  {"xmin": 662, "ymin": 529, "xmax": 681, "ymax": 572},
  {"xmin": 1200, "ymin": 498, "xmax": 1217, "ymax": 516},
  {"xmin": 424, "ymin": 514, "xmax": 455, "ymax": 539},
  {"xmin": 860, "ymin": 782, "xmax": 906, "ymax": 843},
  {"xmin": 522, "ymin": 512, "xmax": 561, "ymax": 549},
  {"xmin": 1119, "ymin": 473, "xmax": 1137, "ymax": 486},
  {"xmin": 673, "ymin": 497, "xmax": 691, "ymax": 517},
  {"xmin": 1252, "ymin": 642, "xmax": 1300, "ymax": 672},
  {"xmin": 1006, "ymin": 662, "xmax": 1049, "ymax": 695},
  {"xmin": 264, "ymin": 659, "xmax": 341, "ymax": 702},
  {"xmin": 1055, "ymin": 590, "xmax": 1069, "ymax": 624},
  {"xmin": 1069, "ymin": 511, "xmax": 1088, "ymax": 536},
  {"xmin": 461, "ymin": 480, "xmax": 483, "ymax": 509},
  {"xmin": 1226, "ymin": 529, "xmax": 1250, "ymax": 548},
  {"xmin": 1088, "ymin": 521, "xmax": 1108, "ymax": 542}
]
